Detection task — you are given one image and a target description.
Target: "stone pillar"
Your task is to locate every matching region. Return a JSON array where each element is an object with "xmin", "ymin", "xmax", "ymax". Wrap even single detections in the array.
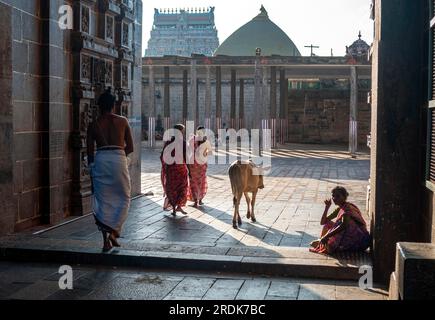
[
  {"xmin": 261, "ymin": 67, "xmax": 270, "ymax": 150},
  {"xmin": 163, "ymin": 66, "xmax": 171, "ymax": 131},
  {"xmin": 148, "ymin": 65, "xmax": 156, "ymax": 148},
  {"xmin": 370, "ymin": 0, "xmax": 430, "ymax": 283},
  {"xmin": 349, "ymin": 66, "xmax": 358, "ymax": 157},
  {"xmin": 190, "ymin": 59, "xmax": 198, "ymax": 127},
  {"xmin": 130, "ymin": 0, "xmax": 144, "ymax": 199},
  {"xmin": 205, "ymin": 66, "xmax": 212, "ymax": 130},
  {"xmin": 254, "ymin": 58, "xmax": 262, "ymax": 131},
  {"xmin": 279, "ymin": 69, "xmax": 288, "ymax": 144},
  {"xmin": 46, "ymin": 0, "xmax": 77, "ymax": 222},
  {"xmin": 182, "ymin": 69, "xmax": 188, "ymax": 126},
  {"xmin": 0, "ymin": 3, "xmax": 15, "ymax": 235},
  {"xmin": 230, "ymin": 69, "xmax": 237, "ymax": 129},
  {"xmin": 270, "ymin": 66, "xmax": 277, "ymax": 148},
  {"xmin": 239, "ymin": 78, "xmax": 245, "ymax": 130},
  {"xmin": 302, "ymin": 93, "xmax": 309, "ymax": 140},
  {"xmin": 216, "ymin": 66, "xmax": 222, "ymax": 132}
]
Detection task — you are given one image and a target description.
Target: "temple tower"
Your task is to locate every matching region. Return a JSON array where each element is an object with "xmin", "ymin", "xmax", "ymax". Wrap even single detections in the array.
[{"xmin": 145, "ymin": 7, "xmax": 219, "ymax": 57}]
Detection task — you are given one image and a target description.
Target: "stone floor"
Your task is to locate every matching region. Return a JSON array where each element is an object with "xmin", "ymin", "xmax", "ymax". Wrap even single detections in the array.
[
  {"xmin": 0, "ymin": 143, "xmax": 379, "ymax": 300},
  {"xmin": 0, "ymin": 262, "xmax": 387, "ymax": 300},
  {"xmin": 18, "ymin": 143, "xmax": 370, "ymax": 253},
  {"xmin": 139, "ymin": 142, "xmax": 371, "ymax": 248}
]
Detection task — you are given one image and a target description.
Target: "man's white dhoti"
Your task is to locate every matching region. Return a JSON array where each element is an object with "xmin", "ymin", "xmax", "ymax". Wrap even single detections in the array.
[{"xmin": 91, "ymin": 149, "xmax": 131, "ymax": 236}]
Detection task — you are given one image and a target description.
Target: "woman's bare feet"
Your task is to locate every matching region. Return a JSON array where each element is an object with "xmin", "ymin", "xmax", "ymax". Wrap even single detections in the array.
[
  {"xmin": 109, "ymin": 233, "xmax": 121, "ymax": 247},
  {"xmin": 103, "ymin": 240, "xmax": 113, "ymax": 252},
  {"xmin": 176, "ymin": 206, "xmax": 188, "ymax": 215},
  {"xmin": 310, "ymin": 240, "xmax": 320, "ymax": 248},
  {"xmin": 102, "ymin": 231, "xmax": 113, "ymax": 252}
]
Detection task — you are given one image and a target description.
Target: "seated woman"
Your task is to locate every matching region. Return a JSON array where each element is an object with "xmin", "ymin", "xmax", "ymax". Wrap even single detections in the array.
[{"xmin": 310, "ymin": 186, "xmax": 371, "ymax": 255}]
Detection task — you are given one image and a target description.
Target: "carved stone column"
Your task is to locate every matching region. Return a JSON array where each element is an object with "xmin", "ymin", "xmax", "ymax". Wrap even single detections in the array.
[
  {"xmin": 261, "ymin": 66, "xmax": 270, "ymax": 151},
  {"xmin": 183, "ymin": 69, "xmax": 188, "ymax": 126},
  {"xmin": 215, "ymin": 66, "xmax": 222, "ymax": 132},
  {"xmin": 230, "ymin": 69, "xmax": 237, "ymax": 129},
  {"xmin": 270, "ymin": 66, "xmax": 277, "ymax": 148},
  {"xmin": 349, "ymin": 66, "xmax": 358, "ymax": 157},
  {"xmin": 205, "ymin": 65, "xmax": 212, "ymax": 130},
  {"xmin": 254, "ymin": 58, "xmax": 262, "ymax": 131},
  {"xmin": 238, "ymin": 78, "xmax": 245, "ymax": 130},
  {"xmin": 279, "ymin": 69, "xmax": 288, "ymax": 145},
  {"xmin": 190, "ymin": 59, "xmax": 198, "ymax": 128},
  {"xmin": 148, "ymin": 65, "xmax": 156, "ymax": 148},
  {"xmin": 163, "ymin": 66, "xmax": 171, "ymax": 131}
]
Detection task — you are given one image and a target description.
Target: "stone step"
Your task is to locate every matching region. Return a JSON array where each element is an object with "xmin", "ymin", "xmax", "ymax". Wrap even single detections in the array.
[{"xmin": 0, "ymin": 243, "xmax": 371, "ymax": 281}]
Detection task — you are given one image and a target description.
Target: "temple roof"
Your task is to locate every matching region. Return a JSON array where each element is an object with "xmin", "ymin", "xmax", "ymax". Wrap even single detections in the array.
[
  {"xmin": 346, "ymin": 32, "xmax": 370, "ymax": 58},
  {"xmin": 214, "ymin": 6, "xmax": 301, "ymax": 57},
  {"xmin": 153, "ymin": 7, "xmax": 215, "ymax": 26}
]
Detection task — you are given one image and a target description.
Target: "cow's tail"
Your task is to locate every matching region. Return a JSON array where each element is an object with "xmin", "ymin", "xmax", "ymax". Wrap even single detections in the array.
[{"xmin": 229, "ymin": 163, "xmax": 243, "ymax": 207}]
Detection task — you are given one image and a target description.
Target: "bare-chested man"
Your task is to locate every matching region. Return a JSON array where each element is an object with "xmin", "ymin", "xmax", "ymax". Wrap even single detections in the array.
[{"xmin": 87, "ymin": 89, "xmax": 134, "ymax": 252}]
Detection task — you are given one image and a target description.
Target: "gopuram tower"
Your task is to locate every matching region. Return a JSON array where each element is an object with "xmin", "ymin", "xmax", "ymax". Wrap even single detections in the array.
[{"xmin": 145, "ymin": 7, "xmax": 219, "ymax": 57}]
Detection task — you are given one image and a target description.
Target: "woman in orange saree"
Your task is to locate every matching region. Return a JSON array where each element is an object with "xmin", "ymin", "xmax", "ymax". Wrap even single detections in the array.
[
  {"xmin": 160, "ymin": 124, "xmax": 190, "ymax": 216},
  {"xmin": 187, "ymin": 126, "xmax": 213, "ymax": 208}
]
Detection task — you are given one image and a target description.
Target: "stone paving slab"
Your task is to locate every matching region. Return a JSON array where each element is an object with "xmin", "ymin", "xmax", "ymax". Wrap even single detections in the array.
[
  {"xmin": 202, "ymin": 279, "xmax": 246, "ymax": 300},
  {"xmin": 0, "ymin": 262, "xmax": 388, "ymax": 300},
  {"xmin": 236, "ymin": 279, "xmax": 271, "ymax": 300}
]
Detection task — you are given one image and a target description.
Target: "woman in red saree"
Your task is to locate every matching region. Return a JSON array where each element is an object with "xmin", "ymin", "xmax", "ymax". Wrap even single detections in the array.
[
  {"xmin": 187, "ymin": 126, "xmax": 213, "ymax": 208},
  {"xmin": 310, "ymin": 187, "xmax": 371, "ymax": 255},
  {"xmin": 160, "ymin": 124, "xmax": 190, "ymax": 216}
]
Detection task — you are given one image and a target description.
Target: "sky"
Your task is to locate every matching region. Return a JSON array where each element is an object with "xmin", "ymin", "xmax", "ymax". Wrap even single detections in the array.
[{"xmin": 142, "ymin": 0, "xmax": 374, "ymax": 57}]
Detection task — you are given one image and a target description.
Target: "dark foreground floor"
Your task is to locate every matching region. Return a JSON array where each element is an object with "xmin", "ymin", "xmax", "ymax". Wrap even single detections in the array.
[{"xmin": 0, "ymin": 261, "xmax": 387, "ymax": 300}]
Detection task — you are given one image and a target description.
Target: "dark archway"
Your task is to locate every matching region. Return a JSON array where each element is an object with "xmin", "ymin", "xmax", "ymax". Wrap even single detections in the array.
[{"xmin": 369, "ymin": 0, "xmax": 432, "ymax": 283}]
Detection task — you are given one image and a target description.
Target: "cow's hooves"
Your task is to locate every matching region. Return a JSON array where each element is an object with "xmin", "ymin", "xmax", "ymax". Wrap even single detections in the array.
[
  {"xmin": 247, "ymin": 212, "xmax": 251, "ymax": 219},
  {"xmin": 238, "ymin": 219, "xmax": 242, "ymax": 226},
  {"xmin": 251, "ymin": 218, "xmax": 257, "ymax": 223},
  {"xmin": 233, "ymin": 224, "xmax": 238, "ymax": 230}
]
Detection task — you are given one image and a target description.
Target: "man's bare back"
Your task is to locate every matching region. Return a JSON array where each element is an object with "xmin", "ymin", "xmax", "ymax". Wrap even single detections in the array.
[{"xmin": 87, "ymin": 113, "xmax": 134, "ymax": 160}]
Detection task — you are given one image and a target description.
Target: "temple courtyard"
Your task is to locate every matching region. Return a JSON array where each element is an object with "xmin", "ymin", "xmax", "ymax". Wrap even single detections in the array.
[
  {"xmin": 0, "ymin": 143, "xmax": 388, "ymax": 300},
  {"xmin": 139, "ymin": 142, "xmax": 371, "ymax": 248}
]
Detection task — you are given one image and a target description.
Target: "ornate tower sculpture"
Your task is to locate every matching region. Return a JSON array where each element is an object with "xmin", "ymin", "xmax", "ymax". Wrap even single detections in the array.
[
  {"xmin": 145, "ymin": 7, "xmax": 219, "ymax": 57},
  {"xmin": 71, "ymin": 0, "xmax": 140, "ymax": 215},
  {"xmin": 346, "ymin": 31, "xmax": 370, "ymax": 63}
]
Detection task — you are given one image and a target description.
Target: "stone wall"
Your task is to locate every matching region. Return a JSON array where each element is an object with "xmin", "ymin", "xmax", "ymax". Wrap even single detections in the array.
[
  {"xmin": 142, "ymin": 79, "xmax": 371, "ymax": 145},
  {"xmin": 44, "ymin": 0, "xmax": 75, "ymax": 227},
  {"xmin": 0, "ymin": 0, "xmax": 143, "ymax": 236},
  {"xmin": 0, "ymin": 0, "xmax": 72, "ymax": 231},
  {"xmin": 0, "ymin": 2, "xmax": 15, "ymax": 235},
  {"xmin": 433, "ymin": 201, "xmax": 435, "ymax": 244},
  {"xmin": 287, "ymin": 89, "xmax": 371, "ymax": 145}
]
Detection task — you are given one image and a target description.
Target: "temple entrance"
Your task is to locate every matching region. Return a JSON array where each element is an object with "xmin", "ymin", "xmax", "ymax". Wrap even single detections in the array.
[{"xmin": 1, "ymin": 0, "xmax": 434, "ymax": 300}]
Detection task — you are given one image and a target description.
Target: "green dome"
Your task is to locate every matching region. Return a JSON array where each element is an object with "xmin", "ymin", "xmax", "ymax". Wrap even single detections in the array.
[{"xmin": 214, "ymin": 6, "xmax": 301, "ymax": 57}]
